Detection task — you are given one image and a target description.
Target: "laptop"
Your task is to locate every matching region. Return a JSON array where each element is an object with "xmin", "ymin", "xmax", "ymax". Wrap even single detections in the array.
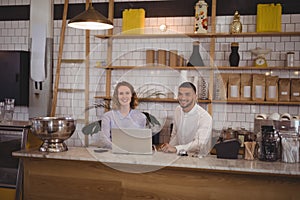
[{"xmin": 111, "ymin": 128, "xmax": 153, "ymax": 155}]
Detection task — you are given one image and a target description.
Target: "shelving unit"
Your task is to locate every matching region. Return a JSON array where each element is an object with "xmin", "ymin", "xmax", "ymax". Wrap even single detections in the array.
[
  {"xmin": 95, "ymin": 0, "xmax": 300, "ymax": 117},
  {"xmin": 212, "ymin": 100, "xmax": 300, "ymax": 105},
  {"xmin": 61, "ymin": 59, "xmax": 85, "ymax": 63},
  {"xmin": 96, "ymin": 66, "xmax": 300, "ymax": 71},
  {"xmin": 95, "ymin": 31, "xmax": 300, "ymax": 39}
]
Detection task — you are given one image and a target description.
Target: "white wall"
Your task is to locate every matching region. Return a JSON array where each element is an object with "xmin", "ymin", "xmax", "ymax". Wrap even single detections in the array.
[{"xmin": 0, "ymin": 0, "xmax": 299, "ymax": 146}]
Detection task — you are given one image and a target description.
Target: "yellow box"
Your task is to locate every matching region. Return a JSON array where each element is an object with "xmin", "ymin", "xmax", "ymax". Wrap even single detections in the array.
[
  {"xmin": 122, "ymin": 9, "xmax": 145, "ymax": 34},
  {"xmin": 256, "ymin": 4, "xmax": 282, "ymax": 32},
  {"xmin": 0, "ymin": 187, "xmax": 15, "ymax": 200}
]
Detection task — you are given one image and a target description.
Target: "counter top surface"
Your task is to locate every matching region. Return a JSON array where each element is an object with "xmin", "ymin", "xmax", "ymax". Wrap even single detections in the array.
[{"xmin": 13, "ymin": 147, "xmax": 300, "ymax": 176}]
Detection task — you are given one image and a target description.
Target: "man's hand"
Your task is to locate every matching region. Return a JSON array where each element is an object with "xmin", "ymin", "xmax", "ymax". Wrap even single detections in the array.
[{"xmin": 160, "ymin": 143, "xmax": 177, "ymax": 153}]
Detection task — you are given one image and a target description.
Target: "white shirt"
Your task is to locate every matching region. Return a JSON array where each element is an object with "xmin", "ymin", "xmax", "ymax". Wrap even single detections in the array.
[{"xmin": 169, "ymin": 104, "xmax": 212, "ymax": 155}]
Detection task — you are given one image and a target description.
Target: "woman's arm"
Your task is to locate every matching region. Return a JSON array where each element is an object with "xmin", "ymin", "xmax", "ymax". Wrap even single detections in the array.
[{"xmin": 99, "ymin": 112, "xmax": 113, "ymax": 149}]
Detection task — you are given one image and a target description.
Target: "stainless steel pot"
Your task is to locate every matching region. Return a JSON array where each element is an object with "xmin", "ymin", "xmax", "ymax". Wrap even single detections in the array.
[{"xmin": 30, "ymin": 117, "xmax": 76, "ymax": 152}]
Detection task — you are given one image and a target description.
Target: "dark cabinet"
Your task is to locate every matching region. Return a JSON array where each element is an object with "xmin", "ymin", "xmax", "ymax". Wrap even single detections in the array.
[{"xmin": 0, "ymin": 51, "xmax": 30, "ymax": 106}]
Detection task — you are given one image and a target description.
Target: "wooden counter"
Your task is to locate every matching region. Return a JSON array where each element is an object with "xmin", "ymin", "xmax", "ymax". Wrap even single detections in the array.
[{"xmin": 13, "ymin": 147, "xmax": 300, "ymax": 200}]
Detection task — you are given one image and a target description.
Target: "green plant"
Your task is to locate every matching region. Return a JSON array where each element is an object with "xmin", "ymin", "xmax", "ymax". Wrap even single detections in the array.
[{"xmin": 82, "ymin": 102, "xmax": 161, "ymax": 135}]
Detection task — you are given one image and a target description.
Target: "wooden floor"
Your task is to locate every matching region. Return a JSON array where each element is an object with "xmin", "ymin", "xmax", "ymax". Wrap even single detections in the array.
[{"xmin": 23, "ymin": 157, "xmax": 300, "ymax": 200}]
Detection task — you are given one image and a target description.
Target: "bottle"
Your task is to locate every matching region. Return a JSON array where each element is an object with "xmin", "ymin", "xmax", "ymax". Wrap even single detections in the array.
[
  {"xmin": 229, "ymin": 42, "xmax": 240, "ymax": 67},
  {"xmin": 187, "ymin": 41, "xmax": 205, "ymax": 67},
  {"xmin": 230, "ymin": 11, "xmax": 242, "ymax": 34},
  {"xmin": 194, "ymin": 0, "xmax": 208, "ymax": 33}
]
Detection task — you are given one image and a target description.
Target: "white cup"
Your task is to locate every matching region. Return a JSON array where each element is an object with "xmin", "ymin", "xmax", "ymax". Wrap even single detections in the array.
[
  {"xmin": 293, "ymin": 115, "xmax": 300, "ymax": 120},
  {"xmin": 256, "ymin": 113, "xmax": 267, "ymax": 120},
  {"xmin": 280, "ymin": 113, "xmax": 292, "ymax": 121}
]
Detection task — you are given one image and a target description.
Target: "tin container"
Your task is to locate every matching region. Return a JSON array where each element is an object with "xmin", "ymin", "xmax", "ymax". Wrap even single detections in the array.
[{"xmin": 287, "ymin": 52, "xmax": 295, "ymax": 67}]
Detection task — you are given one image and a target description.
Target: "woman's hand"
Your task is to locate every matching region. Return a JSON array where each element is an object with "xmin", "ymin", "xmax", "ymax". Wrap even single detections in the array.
[{"xmin": 160, "ymin": 143, "xmax": 177, "ymax": 153}]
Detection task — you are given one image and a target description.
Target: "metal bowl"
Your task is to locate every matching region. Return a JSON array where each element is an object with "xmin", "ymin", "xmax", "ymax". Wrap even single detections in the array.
[{"xmin": 30, "ymin": 117, "xmax": 76, "ymax": 152}]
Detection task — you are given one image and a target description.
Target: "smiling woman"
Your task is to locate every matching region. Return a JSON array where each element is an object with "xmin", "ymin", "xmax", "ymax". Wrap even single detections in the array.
[{"xmin": 98, "ymin": 81, "xmax": 147, "ymax": 149}]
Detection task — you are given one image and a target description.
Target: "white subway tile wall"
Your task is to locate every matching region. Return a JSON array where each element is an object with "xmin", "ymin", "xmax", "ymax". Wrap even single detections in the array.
[{"xmin": 0, "ymin": 0, "xmax": 299, "ymax": 146}]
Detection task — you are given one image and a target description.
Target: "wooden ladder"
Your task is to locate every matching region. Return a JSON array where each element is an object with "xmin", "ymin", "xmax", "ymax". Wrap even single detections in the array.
[
  {"xmin": 50, "ymin": 0, "xmax": 91, "ymax": 146},
  {"xmin": 50, "ymin": 0, "xmax": 69, "ymax": 117}
]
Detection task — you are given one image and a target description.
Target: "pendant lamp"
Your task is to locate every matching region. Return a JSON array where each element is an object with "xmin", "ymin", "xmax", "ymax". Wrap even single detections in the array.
[{"xmin": 68, "ymin": 2, "xmax": 113, "ymax": 30}]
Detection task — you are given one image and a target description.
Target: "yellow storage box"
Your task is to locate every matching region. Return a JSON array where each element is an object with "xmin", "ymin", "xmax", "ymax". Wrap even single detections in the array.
[
  {"xmin": 122, "ymin": 8, "xmax": 145, "ymax": 34},
  {"xmin": 0, "ymin": 188, "xmax": 15, "ymax": 200},
  {"xmin": 256, "ymin": 3, "xmax": 282, "ymax": 32}
]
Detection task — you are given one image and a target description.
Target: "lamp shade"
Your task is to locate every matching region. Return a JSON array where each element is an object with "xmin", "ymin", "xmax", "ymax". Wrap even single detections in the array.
[{"xmin": 68, "ymin": 4, "xmax": 113, "ymax": 30}]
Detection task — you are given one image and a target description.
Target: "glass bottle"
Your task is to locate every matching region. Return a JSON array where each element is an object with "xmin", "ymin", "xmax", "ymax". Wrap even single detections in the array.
[
  {"xmin": 187, "ymin": 41, "xmax": 204, "ymax": 67},
  {"xmin": 229, "ymin": 42, "xmax": 240, "ymax": 67}
]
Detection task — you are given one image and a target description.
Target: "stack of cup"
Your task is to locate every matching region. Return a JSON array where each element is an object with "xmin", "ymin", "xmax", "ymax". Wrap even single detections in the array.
[
  {"xmin": 4, "ymin": 98, "xmax": 15, "ymax": 122},
  {"xmin": 0, "ymin": 102, "xmax": 4, "ymax": 122}
]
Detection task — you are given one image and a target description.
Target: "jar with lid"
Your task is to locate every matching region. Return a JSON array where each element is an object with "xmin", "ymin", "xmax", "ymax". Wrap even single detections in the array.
[
  {"xmin": 194, "ymin": 0, "xmax": 208, "ymax": 33},
  {"xmin": 281, "ymin": 133, "xmax": 299, "ymax": 163},
  {"xmin": 286, "ymin": 52, "xmax": 295, "ymax": 67},
  {"xmin": 257, "ymin": 125, "xmax": 281, "ymax": 161}
]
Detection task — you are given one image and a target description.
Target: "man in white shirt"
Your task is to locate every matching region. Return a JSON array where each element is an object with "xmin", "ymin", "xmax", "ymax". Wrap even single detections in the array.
[{"xmin": 161, "ymin": 82, "xmax": 212, "ymax": 156}]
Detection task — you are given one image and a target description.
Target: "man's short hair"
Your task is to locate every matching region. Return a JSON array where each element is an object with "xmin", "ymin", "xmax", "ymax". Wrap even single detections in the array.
[{"xmin": 179, "ymin": 82, "xmax": 196, "ymax": 93}]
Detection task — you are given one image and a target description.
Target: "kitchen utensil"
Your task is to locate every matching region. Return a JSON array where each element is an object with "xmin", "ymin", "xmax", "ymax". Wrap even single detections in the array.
[
  {"xmin": 30, "ymin": 117, "xmax": 76, "ymax": 152},
  {"xmin": 250, "ymin": 48, "xmax": 271, "ymax": 67}
]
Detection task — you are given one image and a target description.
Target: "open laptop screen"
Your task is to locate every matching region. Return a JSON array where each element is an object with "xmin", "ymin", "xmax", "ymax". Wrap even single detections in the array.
[{"xmin": 111, "ymin": 128, "xmax": 153, "ymax": 155}]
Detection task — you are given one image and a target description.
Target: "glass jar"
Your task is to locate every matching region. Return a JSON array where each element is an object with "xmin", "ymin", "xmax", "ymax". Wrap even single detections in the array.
[
  {"xmin": 258, "ymin": 125, "xmax": 281, "ymax": 162},
  {"xmin": 281, "ymin": 134, "xmax": 299, "ymax": 163}
]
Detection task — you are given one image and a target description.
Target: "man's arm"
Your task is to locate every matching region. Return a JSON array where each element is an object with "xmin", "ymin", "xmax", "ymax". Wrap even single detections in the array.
[{"xmin": 161, "ymin": 120, "xmax": 178, "ymax": 153}]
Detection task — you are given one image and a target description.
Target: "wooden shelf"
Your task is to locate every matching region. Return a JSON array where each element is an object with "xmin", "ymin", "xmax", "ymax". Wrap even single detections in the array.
[
  {"xmin": 95, "ymin": 66, "xmax": 211, "ymax": 70},
  {"xmin": 94, "ymin": 96, "xmax": 111, "ymax": 100},
  {"xmin": 95, "ymin": 33, "xmax": 212, "ymax": 39},
  {"xmin": 213, "ymin": 100, "xmax": 300, "ymax": 105},
  {"xmin": 58, "ymin": 88, "xmax": 85, "ymax": 93},
  {"xmin": 213, "ymin": 32, "xmax": 300, "ymax": 37},
  {"xmin": 61, "ymin": 59, "xmax": 85, "ymax": 63},
  {"xmin": 215, "ymin": 66, "xmax": 300, "ymax": 70},
  {"xmin": 94, "ymin": 96, "xmax": 210, "ymax": 103},
  {"xmin": 94, "ymin": 0, "xmax": 299, "ymax": 118},
  {"xmin": 95, "ymin": 32, "xmax": 300, "ymax": 39},
  {"xmin": 96, "ymin": 65, "xmax": 300, "ymax": 71},
  {"xmin": 140, "ymin": 98, "xmax": 210, "ymax": 103}
]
